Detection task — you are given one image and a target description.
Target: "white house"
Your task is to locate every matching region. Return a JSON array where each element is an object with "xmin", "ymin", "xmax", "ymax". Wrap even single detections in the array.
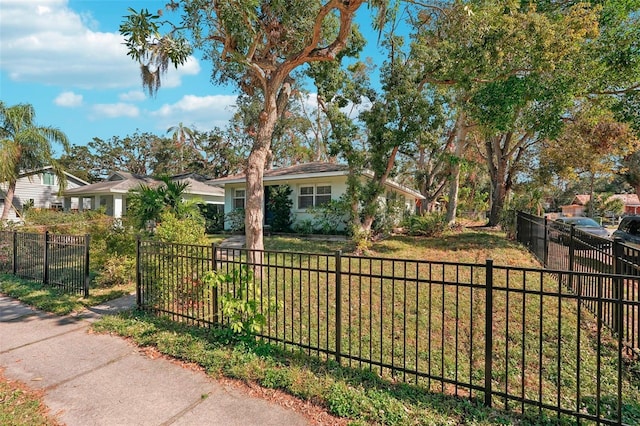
[
  {"xmin": 0, "ymin": 166, "xmax": 90, "ymax": 221},
  {"xmin": 207, "ymin": 162, "xmax": 425, "ymax": 231},
  {"xmin": 63, "ymin": 171, "xmax": 225, "ymax": 218}
]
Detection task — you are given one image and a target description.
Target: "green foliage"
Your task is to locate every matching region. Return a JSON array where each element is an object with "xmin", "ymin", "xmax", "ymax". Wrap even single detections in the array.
[
  {"xmin": 0, "ymin": 102, "xmax": 70, "ymax": 221},
  {"xmin": 293, "ymin": 219, "xmax": 314, "ymax": 235},
  {"xmin": 402, "ymin": 213, "xmax": 447, "ymax": 237},
  {"xmin": 225, "ymin": 208, "xmax": 245, "ymax": 233},
  {"xmin": 203, "ymin": 267, "xmax": 274, "ymax": 338},
  {"xmin": 93, "ymin": 255, "xmax": 135, "ymax": 288},
  {"xmin": 266, "ymin": 185, "xmax": 292, "ymax": 232},
  {"xmin": 198, "ymin": 204, "xmax": 224, "ymax": 233},
  {"xmin": 153, "ymin": 211, "xmax": 207, "ymax": 245},
  {"xmin": 307, "ymin": 197, "xmax": 350, "ymax": 234}
]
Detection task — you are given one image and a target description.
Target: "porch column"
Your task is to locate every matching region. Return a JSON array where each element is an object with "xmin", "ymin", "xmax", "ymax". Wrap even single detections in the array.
[
  {"xmin": 78, "ymin": 196, "xmax": 84, "ymax": 212},
  {"xmin": 113, "ymin": 194, "xmax": 123, "ymax": 218},
  {"xmin": 94, "ymin": 195, "xmax": 101, "ymax": 211}
]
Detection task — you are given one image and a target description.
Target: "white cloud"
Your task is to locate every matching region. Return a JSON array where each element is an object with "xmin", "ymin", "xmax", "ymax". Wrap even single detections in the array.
[
  {"xmin": 0, "ymin": 0, "xmax": 200, "ymax": 90},
  {"xmin": 151, "ymin": 94, "xmax": 238, "ymax": 132},
  {"xmin": 119, "ymin": 90, "xmax": 146, "ymax": 102},
  {"xmin": 92, "ymin": 103, "xmax": 139, "ymax": 118},
  {"xmin": 54, "ymin": 91, "xmax": 82, "ymax": 107}
]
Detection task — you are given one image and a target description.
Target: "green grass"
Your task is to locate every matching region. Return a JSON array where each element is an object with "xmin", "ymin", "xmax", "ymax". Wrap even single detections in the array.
[
  {"xmin": 93, "ymin": 310, "xmax": 525, "ymax": 425},
  {"xmin": 0, "ymin": 274, "xmax": 131, "ymax": 315},
  {"xmin": 4, "ymin": 228, "xmax": 639, "ymax": 424},
  {"xmin": 0, "ymin": 369, "xmax": 60, "ymax": 426}
]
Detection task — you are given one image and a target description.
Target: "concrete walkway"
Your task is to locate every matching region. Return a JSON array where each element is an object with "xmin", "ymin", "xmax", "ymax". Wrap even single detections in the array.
[{"xmin": 0, "ymin": 294, "xmax": 310, "ymax": 426}]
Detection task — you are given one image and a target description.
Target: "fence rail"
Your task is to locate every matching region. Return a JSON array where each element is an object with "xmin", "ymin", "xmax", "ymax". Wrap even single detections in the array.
[
  {"xmin": 137, "ymin": 237, "xmax": 640, "ymax": 425},
  {"xmin": 0, "ymin": 230, "xmax": 90, "ymax": 296},
  {"xmin": 516, "ymin": 211, "xmax": 640, "ymax": 357}
]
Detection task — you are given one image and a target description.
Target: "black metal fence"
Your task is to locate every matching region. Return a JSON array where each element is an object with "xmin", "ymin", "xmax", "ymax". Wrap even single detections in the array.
[
  {"xmin": 137, "ymin": 238, "xmax": 640, "ymax": 425},
  {"xmin": 0, "ymin": 230, "xmax": 90, "ymax": 296},
  {"xmin": 517, "ymin": 211, "xmax": 640, "ymax": 357}
]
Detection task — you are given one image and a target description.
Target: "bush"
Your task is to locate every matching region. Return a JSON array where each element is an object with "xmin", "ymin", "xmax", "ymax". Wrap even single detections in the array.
[
  {"xmin": 198, "ymin": 204, "xmax": 225, "ymax": 233},
  {"xmin": 309, "ymin": 198, "xmax": 349, "ymax": 234},
  {"xmin": 403, "ymin": 212, "xmax": 447, "ymax": 237},
  {"xmin": 266, "ymin": 185, "xmax": 292, "ymax": 232},
  {"xmin": 293, "ymin": 219, "xmax": 314, "ymax": 235},
  {"xmin": 225, "ymin": 208, "xmax": 245, "ymax": 233},
  {"xmin": 94, "ymin": 255, "xmax": 135, "ymax": 287},
  {"xmin": 154, "ymin": 211, "xmax": 208, "ymax": 245}
]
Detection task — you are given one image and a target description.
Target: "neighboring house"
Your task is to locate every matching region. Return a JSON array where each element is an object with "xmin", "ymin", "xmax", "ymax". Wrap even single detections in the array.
[
  {"xmin": 207, "ymin": 162, "xmax": 425, "ymax": 231},
  {"xmin": 63, "ymin": 171, "xmax": 224, "ymax": 218},
  {"xmin": 561, "ymin": 193, "xmax": 640, "ymax": 217},
  {"xmin": 0, "ymin": 166, "xmax": 89, "ymax": 221}
]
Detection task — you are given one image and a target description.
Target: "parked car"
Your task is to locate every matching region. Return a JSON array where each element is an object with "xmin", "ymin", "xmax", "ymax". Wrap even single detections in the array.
[
  {"xmin": 549, "ymin": 216, "xmax": 611, "ymax": 248},
  {"xmin": 612, "ymin": 216, "xmax": 640, "ymax": 247}
]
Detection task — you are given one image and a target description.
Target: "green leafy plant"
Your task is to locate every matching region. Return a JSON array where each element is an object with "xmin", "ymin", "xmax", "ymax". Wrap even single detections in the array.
[
  {"xmin": 402, "ymin": 212, "xmax": 447, "ymax": 237},
  {"xmin": 309, "ymin": 197, "xmax": 350, "ymax": 234},
  {"xmin": 225, "ymin": 208, "xmax": 245, "ymax": 233},
  {"xmin": 293, "ymin": 219, "xmax": 314, "ymax": 235},
  {"xmin": 266, "ymin": 185, "xmax": 292, "ymax": 232},
  {"xmin": 203, "ymin": 267, "xmax": 274, "ymax": 337}
]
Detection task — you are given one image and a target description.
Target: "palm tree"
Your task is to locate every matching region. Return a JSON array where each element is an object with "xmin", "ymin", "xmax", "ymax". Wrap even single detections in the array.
[
  {"xmin": 166, "ymin": 122, "xmax": 196, "ymax": 172},
  {"xmin": 0, "ymin": 102, "xmax": 70, "ymax": 221}
]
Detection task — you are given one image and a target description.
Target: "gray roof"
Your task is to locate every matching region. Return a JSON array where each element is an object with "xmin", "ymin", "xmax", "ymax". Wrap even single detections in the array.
[
  {"xmin": 64, "ymin": 171, "xmax": 223, "ymax": 197},
  {"xmin": 207, "ymin": 162, "xmax": 424, "ymax": 199}
]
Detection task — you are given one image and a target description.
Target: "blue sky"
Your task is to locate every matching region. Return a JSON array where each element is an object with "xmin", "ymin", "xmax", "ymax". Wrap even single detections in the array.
[{"xmin": 0, "ymin": 0, "xmax": 386, "ymax": 155}]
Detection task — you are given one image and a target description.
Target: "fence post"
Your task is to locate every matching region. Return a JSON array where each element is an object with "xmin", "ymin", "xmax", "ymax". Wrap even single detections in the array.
[
  {"xmin": 335, "ymin": 250, "xmax": 342, "ymax": 365},
  {"xmin": 612, "ymin": 242, "xmax": 624, "ymax": 334},
  {"xmin": 136, "ymin": 237, "xmax": 141, "ymax": 308},
  {"xmin": 83, "ymin": 234, "xmax": 90, "ymax": 298},
  {"xmin": 543, "ymin": 217, "xmax": 549, "ymax": 268},
  {"xmin": 484, "ymin": 259, "xmax": 494, "ymax": 407},
  {"xmin": 12, "ymin": 231, "xmax": 17, "ymax": 275},
  {"xmin": 211, "ymin": 243, "xmax": 218, "ymax": 325},
  {"xmin": 43, "ymin": 231, "xmax": 49, "ymax": 285},
  {"xmin": 568, "ymin": 225, "xmax": 576, "ymax": 273}
]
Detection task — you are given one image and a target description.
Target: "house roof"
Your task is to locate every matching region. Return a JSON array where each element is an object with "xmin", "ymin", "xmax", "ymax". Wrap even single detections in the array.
[
  {"xmin": 7, "ymin": 166, "xmax": 91, "ymax": 186},
  {"xmin": 573, "ymin": 194, "xmax": 591, "ymax": 205},
  {"xmin": 207, "ymin": 162, "xmax": 425, "ymax": 199},
  {"xmin": 64, "ymin": 171, "xmax": 224, "ymax": 198},
  {"xmin": 608, "ymin": 193, "xmax": 640, "ymax": 206}
]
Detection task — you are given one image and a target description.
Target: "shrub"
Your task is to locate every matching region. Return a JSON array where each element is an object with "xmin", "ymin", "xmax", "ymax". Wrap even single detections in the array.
[
  {"xmin": 293, "ymin": 219, "xmax": 314, "ymax": 235},
  {"xmin": 266, "ymin": 185, "xmax": 293, "ymax": 232},
  {"xmin": 94, "ymin": 255, "xmax": 135, "ymax": 287},
  {"xmin": 309, "ymin": 198, "xmax": 350, "ymax": 234},
  {"xmin": 403, "ymin": 212, "xmax": 447, "ymax": 237},
  {"xmin": 225, "ymin": 208, "xmax": 245, "ymax": 233},
  {"xmin": 198, "ymin": 204, "xmax": 224, "ymax": 233},
  {"xmin": 154, "ymin": 211, "xmax": 208, "ymax": 245}
]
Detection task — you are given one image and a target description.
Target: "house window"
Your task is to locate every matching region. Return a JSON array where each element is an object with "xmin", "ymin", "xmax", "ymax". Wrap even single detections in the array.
[
  {"xmin": 233, "ymin": 189, "xmax": 245, "ymax": 209},
  {"xmin": 42, "ymin": 172, "xmax": 55, "ymax": 186},
  {"xmin": 298, "ymin": 185, "xmax": 332, "ymax": 209},
  {"xmin": 316, "ymin": 185, "xmax": 332, "ymax": 206}
]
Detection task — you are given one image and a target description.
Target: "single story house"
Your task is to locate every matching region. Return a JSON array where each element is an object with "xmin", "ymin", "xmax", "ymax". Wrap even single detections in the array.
[
  {"xmin": 207, "ymin": 162, "xmax": 425, "ymax": 231},
  {"xmin": 63, "ymin": 171, "xmax": 224, "ymax": 218},
  {"xmin": 0, "ymin": 166, "xmax": 89, "ymax": 221},
  {"xmin": 561, "ymin": 193, "xmax": 640, "ymax": 217}
]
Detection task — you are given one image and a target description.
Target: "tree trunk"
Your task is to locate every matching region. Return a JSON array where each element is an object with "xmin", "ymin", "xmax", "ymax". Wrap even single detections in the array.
[
  {"xmin": 445, "ymin": 112, "xmax": 468, "ymax": 225},
  {"xmin": 0, "ymin": 180, "xmax": 17, "ymax": 221},
  {"xmin": 489, "ymin": 180, "xmax": 507, "ymax": 227},
  {"xmin": 245, "ymin": 98, "xmax": 279, "ymax": 256}
]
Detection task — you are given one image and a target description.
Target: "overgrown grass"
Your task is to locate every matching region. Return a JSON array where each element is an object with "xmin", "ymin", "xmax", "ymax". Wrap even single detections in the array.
[
  {"xmin": 0, "ymin": 369, "xmax": 60, "ymax": 426},
  {"xmin": 0, "ymin": 274, "xmax": 130, "ymax": 315}
]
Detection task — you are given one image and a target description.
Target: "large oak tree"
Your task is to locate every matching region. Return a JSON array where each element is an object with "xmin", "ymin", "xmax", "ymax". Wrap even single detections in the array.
[{"xmin": 120, "ymin": 0, "xmax": 385, "ymax": 253}]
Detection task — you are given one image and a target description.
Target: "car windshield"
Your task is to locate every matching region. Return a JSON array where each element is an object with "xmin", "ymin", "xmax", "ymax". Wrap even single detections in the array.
[{"xmin": 564, "ymin": 218, "xmax": 601, "ymax": 227}]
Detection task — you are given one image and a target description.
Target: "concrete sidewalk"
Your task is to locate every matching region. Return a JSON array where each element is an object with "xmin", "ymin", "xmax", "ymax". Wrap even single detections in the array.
[{"xmin": 0, "ymin": 294, "xmax": 310, "ymax": 426}]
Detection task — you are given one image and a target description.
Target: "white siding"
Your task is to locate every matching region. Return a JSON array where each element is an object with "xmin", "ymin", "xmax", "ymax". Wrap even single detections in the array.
[{"xmin": 0, "ymin": 172, "xmax": 86, "ymax": 221}]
